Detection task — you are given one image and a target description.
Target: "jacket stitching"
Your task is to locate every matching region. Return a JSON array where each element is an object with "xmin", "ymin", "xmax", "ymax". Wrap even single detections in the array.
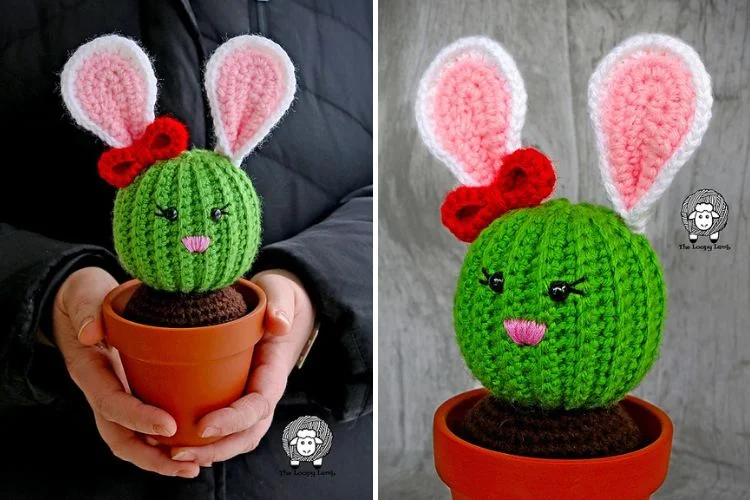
[
  {"xmin": 287, "ymin": 0, "xmax": 371, "ymax": 46},
  {"xmin": 252, "ymin": 151, "xmax": 338, "ymax": 199},
  {"xmin": 298, "ymin": 85, "xmax": 372, "ymax": 137},
  {"xmin": 0, "ymin": 0, "xmax": 115, "ymax": 53}
]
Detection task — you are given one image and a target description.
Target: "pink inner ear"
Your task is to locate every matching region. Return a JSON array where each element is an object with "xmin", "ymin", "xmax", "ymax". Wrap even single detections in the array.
[
  {"xmin": 601, "ymin": 49, "xmax": 696, "ymax": 210},
  {"xmin": 75, "ymin": 53, "xmax": 150, "ymax": 145},
  {"xmin": 216, "ymin": 48, "xmax": 284, "ymax": 156},
  {"xmin": 431, "ymin": 52, "xmax": 512, "ymax": 186}
]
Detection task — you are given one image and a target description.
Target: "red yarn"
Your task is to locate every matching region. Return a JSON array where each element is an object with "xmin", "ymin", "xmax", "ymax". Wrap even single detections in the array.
[
  {"xmin": 97, "ymin": 116, "xmax": 190, "ymax": 188},
  {"xmin": 441, "ymin": 148, "xmax": 556, "ymax": 242}
]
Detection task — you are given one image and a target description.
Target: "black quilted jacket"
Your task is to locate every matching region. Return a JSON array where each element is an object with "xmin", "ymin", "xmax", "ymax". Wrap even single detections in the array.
[{"xmin": 0, "ymin": 1, "xmax": 372, "ymax": 498}]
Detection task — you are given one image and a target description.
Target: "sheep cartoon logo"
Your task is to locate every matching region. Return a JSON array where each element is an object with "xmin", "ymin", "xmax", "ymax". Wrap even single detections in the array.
[
  {"xmin": 282, "ymin": 416, "xmax": 333, "ymax": 469},
  {"xmin": 680, "ymin": 189, "xmax": 729, "ymax": 243}
]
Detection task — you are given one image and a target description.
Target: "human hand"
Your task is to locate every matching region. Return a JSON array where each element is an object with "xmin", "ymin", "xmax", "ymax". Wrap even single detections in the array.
[
  {"xmin": 169, "ymin": 269, "xmax": 315, "ymax": 466},
  {"xmin": 53, "ymin": 267, "xmax": 199, "ymax": 478}
]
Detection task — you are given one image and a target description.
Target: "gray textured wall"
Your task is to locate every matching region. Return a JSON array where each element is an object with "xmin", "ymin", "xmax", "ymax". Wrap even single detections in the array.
[{"xmin": 378, "ymin": 1, "xmax": 750, "ymax": 498}]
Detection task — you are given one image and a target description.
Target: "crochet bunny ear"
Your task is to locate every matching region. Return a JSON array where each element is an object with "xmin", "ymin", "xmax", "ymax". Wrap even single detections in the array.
[
  {"xmin": 415, "ymin": 36, "xmax": 527, "ymax": 186},
  {"xmin": 61, "ymin": 35, "xmax": 157, "ymax": 148},
  {"xmin": 589, "ymin": 34, "xmax": 712, "ymax": 233},
  {"xmin": 205, "ymin": 35, "xmax": 296, "ymax": 167}
]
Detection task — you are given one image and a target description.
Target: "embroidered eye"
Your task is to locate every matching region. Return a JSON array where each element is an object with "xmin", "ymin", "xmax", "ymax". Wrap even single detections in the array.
[
  {"xmin": 210, "ymin": 204, "xmax": 230, "ymax": 222},
  {"xmin": 479, "ymin": 268, "xmax": 504, "ymax": 293},
  {"xmin": 155, "ymin": 205, "xmax": 178, "ymax": 222},
  {"xmin": 548, "ymin": 277, "xmax": 586, "ymax": 302}
]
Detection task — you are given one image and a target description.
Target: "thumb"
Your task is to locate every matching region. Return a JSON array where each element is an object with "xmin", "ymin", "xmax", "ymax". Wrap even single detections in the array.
[
  {"xmin": 59, "ymin": 267, "xmax": 119, "ymax": 346},
  {"xmin": 252, "ymin": 271, "xmax": 296, "ymax": 336}
]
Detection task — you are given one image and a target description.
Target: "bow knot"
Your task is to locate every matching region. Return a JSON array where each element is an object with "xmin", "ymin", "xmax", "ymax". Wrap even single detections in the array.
[
  {"xmin": 97, "ymin": 117, "xmax": 189, "ymax": 188},
  {"xmin": 441, "ymin": 148, "xmax": 556, "ymax": 242}
]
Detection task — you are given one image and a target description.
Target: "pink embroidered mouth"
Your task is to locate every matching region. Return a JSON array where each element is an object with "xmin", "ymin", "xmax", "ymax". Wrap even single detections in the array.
[
  {"xmin": 503, "ymin": 319, "xmax": 547, "ymax": 346},
  {"xmin": 182, "ymin": 235, "xmax": 211, "ymax": 254}
]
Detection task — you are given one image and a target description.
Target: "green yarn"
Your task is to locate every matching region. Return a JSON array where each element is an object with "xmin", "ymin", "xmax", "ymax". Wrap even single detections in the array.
[
  {"xmin": 113, "ymin": 149, "xmax": 261, "ymax": 293},
  {"xmin": 454, "ymin": 199, "xmax": 666, "ymax": 410}
]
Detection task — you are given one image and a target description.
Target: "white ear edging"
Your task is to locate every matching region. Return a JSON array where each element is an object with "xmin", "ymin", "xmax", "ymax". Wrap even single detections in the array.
[
  {"xmin": 205, "ymin": 35, "xmax": 296, "ymax": 167},
  {"xmin": 415, "ymin": 36, "xmax": 527, "ymax": 186},
  {"xmin": 588, "ymin": 33, "xmax": 712, "ymax": 233},
  {"xmin": 60, "ymin": 35, "xmax": 157, "ymax": 148}
]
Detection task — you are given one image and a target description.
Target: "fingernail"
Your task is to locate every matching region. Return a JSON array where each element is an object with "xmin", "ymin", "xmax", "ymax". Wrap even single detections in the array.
[
  {"xmin": 176, "ymin": 468, "xmax": 197, "ymax": 478},
  {"xmin": 200, "ymin": 463, "xmax": 213, "ymax": 468},
  {"xmin": 275, "ymin": 310, "xmax": 290, "ymax": 326},
  {"xmin": 172, "ymin": 451, "xmax": 196, "ymax": 462},
  {"xmin": 145, "ymin": 436, "xmax": 160, "ymax": 446},
  {"xmin": 154, "ymin": 423, "xmax": 176, "ymax": 437},
  {"xmin": 77, "ymin": 317, "xmax": 94, "ymax": 341},
  {"xmin": 201, "ymin": 426, "xmax": 219, "ymax": 438}
]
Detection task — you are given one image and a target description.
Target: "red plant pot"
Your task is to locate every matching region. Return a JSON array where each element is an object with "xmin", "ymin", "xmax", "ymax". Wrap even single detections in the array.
[
  {"xmin": 434, "ymin": 388, "xmax": 673, "ymax": 500},
  {"xmin": 102, "ymin": 279, "xmax": 266, "ymax": 446}
]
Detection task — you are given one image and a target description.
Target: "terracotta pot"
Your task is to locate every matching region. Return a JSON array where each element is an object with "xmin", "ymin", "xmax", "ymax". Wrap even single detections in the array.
[
  {"xmin": 102, "ymin": 279, "xmax": 266, "ymax": 446},
  {"xmin": 434, "ymin": 388, "xmax": 673, "ymax": 500}
]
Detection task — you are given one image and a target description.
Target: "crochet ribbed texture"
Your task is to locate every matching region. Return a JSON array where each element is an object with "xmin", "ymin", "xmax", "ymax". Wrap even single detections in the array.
[
  {"xmin": 412, "ymin": 34, "xmax": 713, "ymax": 456},
  {"xmin": 455, "ymin": 199, "xmax": 666, "ymax": 410},
  {"xmin": 123, "ymin": 285, "xmax": 247, "ymax": 328},
  {"xmin": 113, "ymin": 149, "xmax": 261, "ymax": 293},
  {"xmin": 460, "ymin": 394, "xmax": 644, "ymax": 458},
  {"xmin": 60, "ymin": 34, "xmax": 298, "ymax": 297}
]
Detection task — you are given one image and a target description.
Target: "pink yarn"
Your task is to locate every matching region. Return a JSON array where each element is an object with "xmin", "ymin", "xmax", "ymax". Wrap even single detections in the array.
[
  {"xmin": 75, "ymin": 53, "xmax": 150, "ymax": 146},
  {"xmin": 601, "ymin": 49, "xmax": 696, "ymax": 210},
  {"xmin": 215, "ymin": 48, "xmax": 284, "ymax": 156},
  {"xmin": 182, "ymin": 235, "xmax": 211, "ymax": 254},
  {"xmin": 503, "ymin": 319, "xmax": 547, "ymax": 346},
  {"xmin": 431, "ymin": 52, "xmax": 511, "ymax": 186}
]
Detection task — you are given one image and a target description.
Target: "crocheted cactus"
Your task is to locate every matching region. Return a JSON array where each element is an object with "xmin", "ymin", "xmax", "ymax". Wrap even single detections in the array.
[
  {"xmin": 455, "ymin": 200, "xmax": 665, "ymax": 409},
  {"xmin": 113, "ymin": 150, "xmax": 261, "ymax": 293},
  {"xmin": 60, "ymin": 35, "xmax": 296, "ymax": 294},
  {"xmin": 416, "ymin": 35, "xmax": 712, "ymax": 411}
]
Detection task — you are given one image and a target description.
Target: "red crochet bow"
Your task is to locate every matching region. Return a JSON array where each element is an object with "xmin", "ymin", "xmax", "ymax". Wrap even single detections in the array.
[
  {"xmin": 441, "ymin": 148, "xmax": 556, "ymax": 243},
  {"xmin": 98, "ymin": 117, "xmax": 190, "ymax": 188}
]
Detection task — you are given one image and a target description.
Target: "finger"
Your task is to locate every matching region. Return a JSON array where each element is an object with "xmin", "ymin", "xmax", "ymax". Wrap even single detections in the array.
[
  {"xmin": 69, "ymin": 352, "xmax": 176, "ymax": 436},
  {"xmin": 78, "ymin": 317, "xmax": 105, "ymax": 347},
  {"xmin": 195, "ymin": 392, "xmax": 271, "ymax": 438},
  {"xmin": 193, "ymin": 343, "xmax": 290, "ymax": 439},
  {"xmin": 245, "ymin": 345, "xmax": 290, "ymax": 405},
  {"xmin": 59, "ymin": 268, "xmax": 118, "ymax": 346},
  {"xmin": 172, "ymin": 416, "xmax": 273, "ymax": 465},
  {"xmin": 96, "ymin": 415, "xmax": 200, "ymax": 478},
  {"xmin": 252, "ymin": 273, "xmax": 295, "ymax": 336}
]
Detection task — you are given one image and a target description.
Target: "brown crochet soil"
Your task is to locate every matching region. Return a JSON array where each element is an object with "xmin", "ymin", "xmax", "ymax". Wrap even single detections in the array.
[
  {"xmin": 460, "ymin": 394, "xmax": 644, "ymax": 459},
  {"xmin": 123, "ymin": 284, "xmax": 248, "ymax": 328}
]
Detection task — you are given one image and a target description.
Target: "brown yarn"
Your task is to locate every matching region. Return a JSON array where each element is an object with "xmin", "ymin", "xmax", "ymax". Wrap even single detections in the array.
[
  {"xmin": 123, "ymin": 285, "xmax": 248, "ymax": 328},
  {"xmin": 460, "ymin": 395, "xmax": 644, "ymax": 458}
]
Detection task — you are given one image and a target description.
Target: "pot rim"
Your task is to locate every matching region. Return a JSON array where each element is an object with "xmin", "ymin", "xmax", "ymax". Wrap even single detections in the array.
[
  {"xmin": 102, "ymin": 278, "xmax": 266, "ymax": 334},
  {"xmin": 435, "ymin": 387, "xmax": 673, "ymax": 465},
  {"xmin": 102, "ymin": 279, "xmax": 267, "ymax": 363},
  {"xmin": 433, "ymin": 388, "xmax": 674, "ymax": 500}
]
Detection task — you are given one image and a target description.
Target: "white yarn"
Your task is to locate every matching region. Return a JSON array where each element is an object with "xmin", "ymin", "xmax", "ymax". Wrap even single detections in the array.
[
  {"xmin": 205, "ymin": 35, "xmax": 297, "ymax": 167},
  {"xmin": 60, "ymin": 35, "xmax": 157, "ymax": 148},
  {"xmin": 588, "ymin": 33, "xmax": 713, "ymax": 233},
  {"xmin": 415, "ymin": 36, "xmax": 527, "ymax": 186}
]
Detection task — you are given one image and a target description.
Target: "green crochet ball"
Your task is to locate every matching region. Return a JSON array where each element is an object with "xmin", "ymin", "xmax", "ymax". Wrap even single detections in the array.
[
  {"xmin": 454, "ymin": 199, "xmax": 666, "ymax": 410},
  {"xmin": 113, "ymin": 150, "xmax": 261, "ymax": 293}
]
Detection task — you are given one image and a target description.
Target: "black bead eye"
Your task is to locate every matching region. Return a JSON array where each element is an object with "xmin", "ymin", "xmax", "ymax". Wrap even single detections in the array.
[
  {"xmin": 155, "ymin": 206, "xmax": 178, "ymax": 222},
  {"xmin": 210, "ymin": 204, "xmax": 230, "ymax": 222},
  {"xmin": 548, "ymin": 277, "xmax": 586, "ymax": 302},
  {"xmin": 548, "ymin": 281, "xmax": 569, "ymax": 302},
  {"xmin": 479, "ymin": 268, "xmax": 504, "ymax": 293}
]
